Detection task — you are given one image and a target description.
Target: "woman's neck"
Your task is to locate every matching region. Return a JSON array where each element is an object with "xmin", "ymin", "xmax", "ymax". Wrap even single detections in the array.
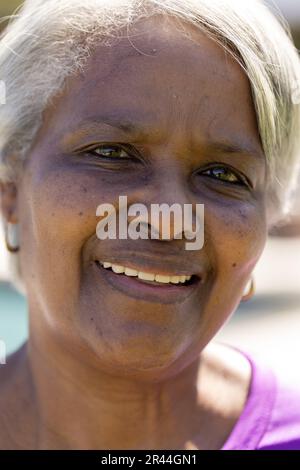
[
  {"xmin": 28, "ymin": 326, "xmax": 249, "ymax": 449},
  {"xmin": 28, "ymin": 332, "xmax": 206, "ymax": 449},
  {"xmin": 0, "ymin": 333, "xmax": 251, "ymax": 450}
]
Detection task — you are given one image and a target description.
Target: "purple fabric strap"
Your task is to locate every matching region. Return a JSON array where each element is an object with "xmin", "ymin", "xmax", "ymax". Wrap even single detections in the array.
[{"xmin": 221, "ymin": 347, "xmax": 277, "ymax": 450}]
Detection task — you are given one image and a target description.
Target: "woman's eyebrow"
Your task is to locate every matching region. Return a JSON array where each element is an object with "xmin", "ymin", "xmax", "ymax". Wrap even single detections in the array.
[
  {"xmin": 73, "ymin": 114, "xmax": 153, "ymax": 137},
  {"xmin": 60, "ymin": 113, "xmax": 156, "ymax": 148},
  {"xmin": 61, "ymin": 114, "xmax": 265, "ymax": 161},
  {"xmin": 203, "ymin": 141, "xmax": 265, "ymax": 162}
]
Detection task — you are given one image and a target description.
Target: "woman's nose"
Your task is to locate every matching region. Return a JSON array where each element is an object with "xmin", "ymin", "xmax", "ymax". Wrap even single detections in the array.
[{"xmin": 127, "ymin": 168, "xmax": 200, "ymax": 241}]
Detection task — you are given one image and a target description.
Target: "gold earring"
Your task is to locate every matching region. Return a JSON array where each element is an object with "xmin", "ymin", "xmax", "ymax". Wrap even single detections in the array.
[
  {"xmin": 4, "ymin": 222, "xmax": 20, "ymax": 253},
  {"xmin": 241, "ymin": 277, "xmax": 255, "ymax": 302}
]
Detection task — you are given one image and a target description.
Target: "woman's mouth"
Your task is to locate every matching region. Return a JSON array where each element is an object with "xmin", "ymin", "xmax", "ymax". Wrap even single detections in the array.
[
  {"xmin": 97, "ymin": 260, "xmax": 195, "ymax": 285},
  {"xmin": 94, "ymin": 259, "xmax": 201, "ymax": 303}
]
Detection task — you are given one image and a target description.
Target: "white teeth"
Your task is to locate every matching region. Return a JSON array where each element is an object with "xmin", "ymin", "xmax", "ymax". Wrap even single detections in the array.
[
  {"xmin": 103, "ymin": 262, "xmax": 112, "ymax": 269},
  {"xmin": 138, "ymin": 271, "xmax": 155, "ymax": 281},
  {"xmin": 180, "ymin": 275, "xmax": 191, "ymax": 283},
  {"xmin": 111, "ymin": 264, "xmax": 125, "ymax": 274},
  {"xmin": 99, "ymin": 261, "xmax": 193, "ymax": 284},
  {"xmin": 154, "ymin": 274, "xmax": 170, "ymax": 283},
  {"xmin": 124, "ymin": 267, "xmax": 138, "ymax": 276}
]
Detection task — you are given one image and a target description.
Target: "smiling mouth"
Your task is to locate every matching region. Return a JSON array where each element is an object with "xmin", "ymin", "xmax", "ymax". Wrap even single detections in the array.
[{"xmin": 95, "ymin": 260, "xmax": 200, "ymax": 287}]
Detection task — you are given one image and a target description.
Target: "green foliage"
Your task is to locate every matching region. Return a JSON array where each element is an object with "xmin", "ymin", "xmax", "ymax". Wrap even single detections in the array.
[
  {"xmin": 0, "ymin": 0, "xmax": 22, "ymax": 15},
  {"xmin": 0, "ymin": 0, "xmax": 23, "ymax": 31}
]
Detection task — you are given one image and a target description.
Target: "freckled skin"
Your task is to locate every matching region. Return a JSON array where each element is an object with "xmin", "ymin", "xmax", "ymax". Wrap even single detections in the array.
[{"xmin": 0, "ymin": 15, "xmax": 268, "ymax": 449}]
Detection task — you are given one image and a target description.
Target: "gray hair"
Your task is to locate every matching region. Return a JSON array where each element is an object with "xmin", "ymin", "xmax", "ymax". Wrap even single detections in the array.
[{"xmin": 0, "ymin": 0, "xmax": 300, "ymax": 290}]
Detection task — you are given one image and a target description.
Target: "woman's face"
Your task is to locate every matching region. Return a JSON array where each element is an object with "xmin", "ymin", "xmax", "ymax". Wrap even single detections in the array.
[{"xmin": 17, "ymin": 16, "xmax": 267, "ymax": 380}]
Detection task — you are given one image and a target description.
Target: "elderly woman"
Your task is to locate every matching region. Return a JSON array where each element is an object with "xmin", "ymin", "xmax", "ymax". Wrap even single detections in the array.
[{"xmin": 0, "ymin": 0, "xmax": 300, "ymax": 450}]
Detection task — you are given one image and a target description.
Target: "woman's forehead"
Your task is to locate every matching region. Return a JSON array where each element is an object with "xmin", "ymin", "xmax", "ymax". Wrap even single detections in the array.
[
  {"xmin": 78, "ymin": 16, "xmax": 241, "ymax": 85},
  {"xmin": 40, "ymin": 18, "xmax": 258, "ymax": 147}
]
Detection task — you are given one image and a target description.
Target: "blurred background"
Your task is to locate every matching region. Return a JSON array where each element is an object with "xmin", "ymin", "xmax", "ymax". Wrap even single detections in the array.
[{"xmin": 0, "ymin": 0, "xmax": 300, "ymax": 382}]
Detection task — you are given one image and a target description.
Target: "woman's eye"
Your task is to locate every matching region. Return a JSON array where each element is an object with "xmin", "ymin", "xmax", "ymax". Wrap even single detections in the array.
[
  {"xmin": 87, "ymin": 144, "xmax": 131, "ymax": 159},
  {"xmin": 200, "ymin": 166, "xmax": 247, "ymax": 186}
]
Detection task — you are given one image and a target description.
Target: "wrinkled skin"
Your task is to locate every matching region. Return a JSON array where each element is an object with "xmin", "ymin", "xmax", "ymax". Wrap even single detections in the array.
[{"xmin": 0, "ymin": 15, "xmax": 267, "ymax": 449}]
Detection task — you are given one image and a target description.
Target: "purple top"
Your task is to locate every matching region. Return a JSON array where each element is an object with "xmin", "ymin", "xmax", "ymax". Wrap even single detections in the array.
[{"xmin": 221, "ymin": 347, "xmax": 300, "ymax": 450}]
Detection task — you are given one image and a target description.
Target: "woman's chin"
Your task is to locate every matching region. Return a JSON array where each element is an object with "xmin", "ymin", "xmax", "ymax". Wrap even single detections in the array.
[{"xmin": 82, "ymin": 331, "xmax": 191, "ymax": 378}]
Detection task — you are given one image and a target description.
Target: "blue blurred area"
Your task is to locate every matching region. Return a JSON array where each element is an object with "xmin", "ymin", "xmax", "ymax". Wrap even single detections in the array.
[{"xmin": 0, "ymin": 282, "xmax": 28, "ymax": 354}]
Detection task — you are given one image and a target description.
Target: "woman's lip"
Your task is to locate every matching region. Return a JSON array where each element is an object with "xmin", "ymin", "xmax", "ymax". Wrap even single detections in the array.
[{"xmin": 94, "ymin": 261, "xmax": 200, "ymax": 304}]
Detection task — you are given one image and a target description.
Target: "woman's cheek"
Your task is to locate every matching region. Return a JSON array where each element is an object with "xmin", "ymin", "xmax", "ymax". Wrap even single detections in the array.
[
  {"xmin": 191, "ymin": 199, "xmax": 267, "ymax": 348},
  {"xmin": 25, "ymin": 170, "xmax": 102, "ymax": 245},
  {"xmin": 17, "ymin": 170, "xmax": 96, "ymax": 297},
  {"xmin": 204, "ymin": 197, "xmax": 267, "ymax": 278}
]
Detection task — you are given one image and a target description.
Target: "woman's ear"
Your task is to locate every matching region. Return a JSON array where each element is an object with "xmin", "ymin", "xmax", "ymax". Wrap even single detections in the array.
[{"xmin": 0, "ymin": 181, "xmax": 18, "ymax": 224}]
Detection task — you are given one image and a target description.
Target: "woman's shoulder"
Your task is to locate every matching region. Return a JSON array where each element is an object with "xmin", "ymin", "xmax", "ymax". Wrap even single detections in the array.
[
  {"xmin": 0, "ymin": 343, "xmax": 29, "ymax": 394},
  {"xmin": 0, "ymin": 348, "xmax": 22, "ymax": 448},
  {"xmin": 258, "ymin": 373, "xmax": 300, "ymax": 450},
  {"xmin": 220, "ymin": 344, "xmax": 300, "ymax": 450},
  {"xmin": 0, "ymin": 343, "xmax": 37, "ymax": 449}
]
